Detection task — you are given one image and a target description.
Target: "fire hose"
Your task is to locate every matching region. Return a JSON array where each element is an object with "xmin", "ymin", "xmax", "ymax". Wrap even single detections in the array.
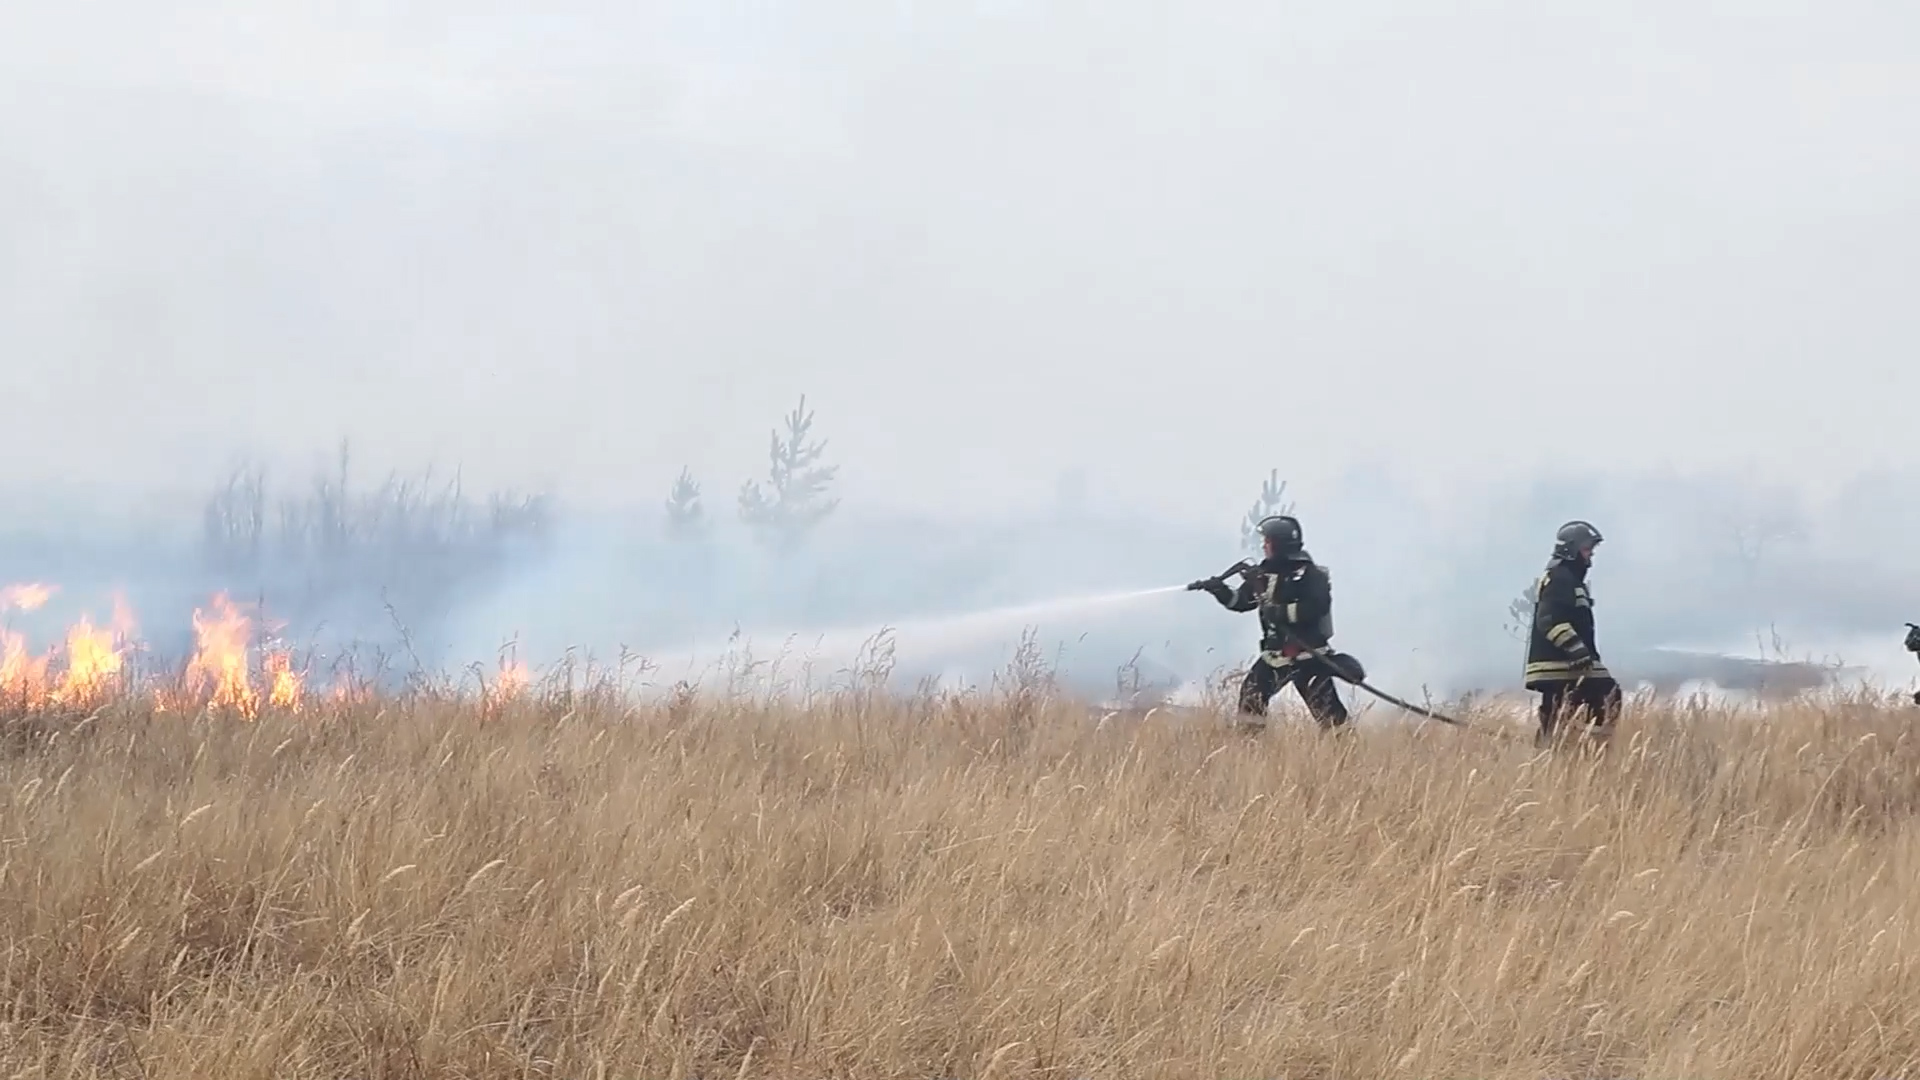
[{"xmin": 1197, "ymin": 559, "xmax": 1481, "ymax": 732}]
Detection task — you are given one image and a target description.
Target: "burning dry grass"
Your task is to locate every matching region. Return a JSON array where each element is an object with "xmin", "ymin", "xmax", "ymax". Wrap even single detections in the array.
[
  {"xmin": 2, "ymin": 690, "xmax": 1920, "ymax": 1079},
  {"xmin": 0, "ymin": 582, "xmax": 359, "ymax": 718}
]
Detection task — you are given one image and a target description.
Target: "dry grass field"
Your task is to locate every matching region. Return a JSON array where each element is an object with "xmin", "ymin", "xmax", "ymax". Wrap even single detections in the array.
[{"xmin": 3, "ymin": 685, "xmax": 1920, "ymax": 1080}]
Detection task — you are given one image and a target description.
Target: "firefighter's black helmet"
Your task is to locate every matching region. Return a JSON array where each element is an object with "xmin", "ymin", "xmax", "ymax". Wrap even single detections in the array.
[
  {"xmin": 1553, "ymin": 520, "xmax": 1604, "ymax": 558},
  {"xmin": 1256, "ymin": 515, "xmax": 1304, "ymax": 557}
]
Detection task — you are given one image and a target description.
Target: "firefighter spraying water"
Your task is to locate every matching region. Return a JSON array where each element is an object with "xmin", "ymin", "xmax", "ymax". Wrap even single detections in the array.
[
  {"xmin": 1187, "ymin": 514, "xmax": 1474, "ymax": 733},
  {"xmin": 1187, "ymin": 515, "xmax": 1349, "ymax": 731}
]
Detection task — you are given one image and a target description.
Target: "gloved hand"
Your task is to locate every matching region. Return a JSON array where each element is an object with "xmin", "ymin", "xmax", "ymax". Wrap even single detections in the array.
[
  {"xmin": 1905, "ymin": 623, "xmax": 1920, "ymax": 653},
  {"xmin": 1189, "ymin": 577, "xmax": 1233, "ymax": 602},
  {"xmin": 1564, "ymin": 639, "xmax": 1596, "ymax": 671}
]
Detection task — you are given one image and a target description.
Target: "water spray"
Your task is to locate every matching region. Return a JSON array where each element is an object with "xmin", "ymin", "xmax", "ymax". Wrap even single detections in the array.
[
  {"xmin": 649, "ymin": 583, "xmax": 1194, "ymax": 689},
  {"xmin": 794, "ymin": 584, "xmax": 1188, "ymax": 656}
]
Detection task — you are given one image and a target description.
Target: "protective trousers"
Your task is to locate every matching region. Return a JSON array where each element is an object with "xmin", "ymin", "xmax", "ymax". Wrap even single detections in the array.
[
  {"xmin": 1536, "ymin": 675, "xmax": 1622, "ymax": 742},
  {"xmin": 1239, "ymin": 658, "xmax": 1350, "ymax": 729}
]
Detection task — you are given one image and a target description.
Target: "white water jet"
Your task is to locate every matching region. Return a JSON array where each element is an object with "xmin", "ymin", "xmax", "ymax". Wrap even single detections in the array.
[{"xmin": 645, "ymin": 584, "xmax": 1191, "ymax": 691}]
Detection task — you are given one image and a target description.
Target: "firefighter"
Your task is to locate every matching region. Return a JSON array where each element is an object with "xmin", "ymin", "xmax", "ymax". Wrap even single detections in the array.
[
  {"xmin": 1188, "ymin": 515, "xmax": 1350, "ymax": 731},
  {"xmin": 1525, "ymin": 520, "xmax": 1622, "ymax": 748},
  {"xmin": 1904, "ymin": 623, "xmax": 1920, "ymax": 705}
]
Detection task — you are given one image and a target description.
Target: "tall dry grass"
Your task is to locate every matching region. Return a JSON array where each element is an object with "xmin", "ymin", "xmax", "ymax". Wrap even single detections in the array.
[{"xmin": 3, "ymin": 688, "xmax": 1920, "ymax": 1079}]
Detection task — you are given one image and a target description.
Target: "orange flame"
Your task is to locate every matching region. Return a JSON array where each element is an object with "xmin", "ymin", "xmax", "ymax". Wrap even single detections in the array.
[
  {"xmin": 0, "ymin": 584, "xmax": 324, "ymax": 717},
  {"xmin": 267, "ymin": 651, "xmax": 303, "ymax": 710},
  {"xmin": 480, "ymin": 650, "xmax": 529, "ymax": 716},
  {"xmin": 185, "ymin": 593, "xmax": 257, "ymax": 715},
  {"xmin": 111, "ymin": 592, "xmax": 139, "ymax": 642},
  {"xmin": 327, "ymin": 672, "xmax": 372, "ymax": 708},
  {"xmin": 50, "ymin": 614, "xmax": 123, "ymax": 706},
  {"xmin": 0, "ymin": 630, "xmax": 51, "ymax": 703},
  {"xmin": 0, "ymin": 583, "xmax": 56, "ymax": 613}
]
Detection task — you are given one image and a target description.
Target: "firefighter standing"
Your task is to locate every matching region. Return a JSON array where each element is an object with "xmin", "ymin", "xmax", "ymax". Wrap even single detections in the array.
[
  {"xmin": 1188, "ymin": 515, "xmax": 1350, "ymax": 731},
  {"xmin": 1525, "ymin": 520, "xmax": 1623, "ymax": 748},
  {"xmin": 1903, "ymin": 623, "xmax": 1920, "ymax": 705}
]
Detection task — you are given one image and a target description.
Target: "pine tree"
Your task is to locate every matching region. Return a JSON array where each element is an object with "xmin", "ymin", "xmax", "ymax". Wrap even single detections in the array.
[
  {"xmin": 1504, "ymin": 581, "xmax": 1538, "ymax": 642},
  {"xmin": 1240, "ymin": 469, "xmax": 1296, "ymax": 554},
  {"xmin": 738, "ymin": 395, "xmax": 840, "ymax": 548},
  {"xmin": 665, "ymin": 467, "xmax": 706, "ymax": 540}
]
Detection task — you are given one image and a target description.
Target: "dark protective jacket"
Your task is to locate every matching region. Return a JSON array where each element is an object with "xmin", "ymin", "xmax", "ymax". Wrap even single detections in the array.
[
  {"xmin": 1205, "ymin": 553, "xmax": 1335, "ymax": 667},
  {"xmin": 1525, "ymin": 555, "xmax": 1608, "ymax": 688}
]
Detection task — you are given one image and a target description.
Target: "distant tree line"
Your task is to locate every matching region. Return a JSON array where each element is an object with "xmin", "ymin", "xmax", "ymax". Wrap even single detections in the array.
[{"xmin": 198, "ymin": 440, "xmax": 552, "ymax": 645}]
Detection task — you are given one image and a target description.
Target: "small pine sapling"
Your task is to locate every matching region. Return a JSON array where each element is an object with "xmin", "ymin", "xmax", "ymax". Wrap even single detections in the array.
[
  {"xmin": 738, "ymin": 395, "xmax": 841, "ymax": 549},
  {"xmin": 665, "ymin": 467, "xmax": 707, "ymax": 540},
  {"xmin": 1240, "ymin": 469, "xmax": 1296, "ymax": 554},
  {"xmin": 1503, "ymin": 581, "xmax": 1538, "ymax": 642}
]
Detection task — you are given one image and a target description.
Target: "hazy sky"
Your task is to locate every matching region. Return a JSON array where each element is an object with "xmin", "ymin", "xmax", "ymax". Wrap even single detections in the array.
[{"xmin": 4, "ymin": 2, "xmax": 1917, "ymax": 523}]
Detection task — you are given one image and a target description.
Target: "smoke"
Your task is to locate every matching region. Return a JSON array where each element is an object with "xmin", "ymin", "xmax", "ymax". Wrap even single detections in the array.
[
  {"xmin": 423, "ymin": 460, "xmax": 1920, "ymax": 705},
  {"xmin": 3, "ymin": 454, "xmax": 1919, "ymax": 705},
  {"xmin": 4, "ymin": 2, "xmax": 1917, "ymax": 703},
  {"xmin": 0, "ymin": 452, "xmax": 554, "ymax": 688}
]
